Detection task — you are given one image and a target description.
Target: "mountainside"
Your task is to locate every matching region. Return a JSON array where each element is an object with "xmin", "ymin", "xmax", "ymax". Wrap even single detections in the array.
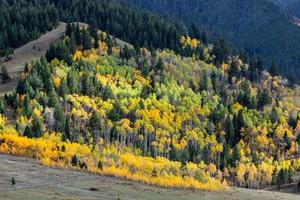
[
  {"xmin": 0, "ymin": 0, "xmax": 185, "ymax": 59},
  {"xmin": 1, "ymin": 21, "xmax": 300, "ymax": 192},
  {"xmin": 0, "ymin": 0, "xmax": 58, "ymax": 56},
  {"xmin": 121, "ymin": 0, "xmax": 300, "ymax": 79},
  {"xmin": 269, "ymin": 0, "xmax": 300, "ymax": 18},
  {"xmin": 1, "ymin": 0, "xmax": 300, "ymax": 198}
]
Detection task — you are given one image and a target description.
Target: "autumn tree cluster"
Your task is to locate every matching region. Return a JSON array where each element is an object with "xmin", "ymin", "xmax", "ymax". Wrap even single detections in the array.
[{"xmin": 2, "ymin": 25, "xmax": 300, "ymax": 190}]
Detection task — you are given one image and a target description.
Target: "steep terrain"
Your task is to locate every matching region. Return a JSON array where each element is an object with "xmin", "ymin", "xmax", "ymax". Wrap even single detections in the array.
[
  {"xmin": 0, "ymin": 22, "xmax": 88, "ymax": 97},
  {"xmin": 269, "ymin": 0, "xmax": 300, "ymax": 17},
  {"xmin": 121, "ymin": 0, "xmax": 300, "ymax": 78},
  {"xmin": 0, "ymin": 22, "xmax": 66, "ymax": 97},
  {"xmin": 0, "ymin": 22, "xmax": 300, "ymax": 192},
  {"xmin": 1, "ymin": 1, "xmax": 300, "ymax": 198}
]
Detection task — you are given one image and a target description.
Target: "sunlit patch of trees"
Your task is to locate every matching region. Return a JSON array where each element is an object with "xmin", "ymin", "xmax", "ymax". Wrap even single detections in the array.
[
  {"xmin": 2, "ymin": 24, "xmax": 300, "ymax": 190},
  {"xmin": 0, "ymin": 126, "xmax": 227, "ymax": 191}
]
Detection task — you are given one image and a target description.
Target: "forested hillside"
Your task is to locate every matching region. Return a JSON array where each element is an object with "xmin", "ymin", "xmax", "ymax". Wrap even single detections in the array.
[
  {"xmin": 0, "ymin": 0, "xmax": 273, "ymax": 83},
  {"xmin": 269, "ymin": 0, "xmax": 300, "ymax": 17},
  {"xmin": 121, "ymin": 0, "xmax": 300, "ymax": 80},
  {"xmin": 1, "ymin": 22, "xmax": 300, "ymax": 190},
  {"xmin": 0, "ymin": 0, "xmax": 58, "ymax": 56},
  {"xmin": 0, "ymin": 0, "xmax": 186, "ymax": 58}
]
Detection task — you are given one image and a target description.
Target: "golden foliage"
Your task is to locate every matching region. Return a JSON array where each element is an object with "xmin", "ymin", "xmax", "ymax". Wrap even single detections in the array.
[{"xmin": 0, "ymin": 131, "xmax": 228, "ymax": 191}]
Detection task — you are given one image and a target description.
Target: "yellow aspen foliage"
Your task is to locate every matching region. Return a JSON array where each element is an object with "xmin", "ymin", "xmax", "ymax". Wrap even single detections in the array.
[
  {"xmin": 0, "ymin": 115, "xmax": 6, "ymax": 128},
  {"xmin": 0, "ymin": 130, "xmax": 228, "ymax": 191},
  {"xmin": 52, "ymin": 76, "xmax": 61, "ymax": 88},
  {"xmin": 73, "ymin": 50, "xmax": 83, "ymax": 61},
  {"xmin": 231, "ymin": 103, "xmax": 243, "ymax": 114},
  {"xmin": 180, "ymin": 36, "xmax": 200, "ymax": 49},
  {"xmin": 236, "ymin": 163, "xmax": 246, "ymax": 185},
  {"xmin": 221, "ymin": 63, "xmax": 230, "ymax": 72}
]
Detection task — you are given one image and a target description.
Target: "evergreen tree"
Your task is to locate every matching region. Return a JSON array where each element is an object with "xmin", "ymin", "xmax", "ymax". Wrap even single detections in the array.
[
  {"xmin": 141, "ymin": 61, "xmax": 151, "ymax": 76},
  {"xmin": 59, "ymin": 79, "xmax": 69, "ymax": 97},
  {"xmin": 213, "ymin": 39, "xmax": 231, "ymax": 65},
  {"xmin": 67, "ymin": 70, "xmax": 78, "ymax": 94},
  {"xmin": 64, "ymin": 117, "xmax": 71, "ymax": 141},
  {"xmin": 66, "ymin": 22, "xmax": 73, "ymax": 37},
  {"xmin": 257, "ymin": 89, "xmax": 272, "ymax": 110},
  {"xmin": 225, "ymin": 115, "xmax": 235, "ymax": 146},
  {"xmin": 54, "ymin": 103, "xmax": 66, "ymax": 133},
  {"xmin": 283, "ymin": 132, "xmax": 292, "ymax": 152},
  {"xmin": 23, "ymin": 125, "xmax": 33, "ymax": 138},
  {"xmin": 24, "ymin": 94, "xmax": 32, "ymax": 117},
  {"xmin": 0, "ymin": 100, "xmax": 4, "ymax": 114},
  {"xmin": 32, "ymin": 120, "xmax": 43, "ymax": 138},
  {"xmin": 82, "ymin": 29, "xmax": 92, "ymax": 50},
  {"xmin": 48, "ymin": 90, "xmax": 59, "ymax": 107},
  {"xmin": 269, "ymin": 60, "xmax": 280, "ymax": 76},
  {"xmin": 156, "ymin": 57, "xmax": 164, "ymax": 71},
  {"xmin": 0, "ymin": 65, "xmax": 11, "ymax": 83},
  {"xmin": 75, "ymin": 23, "xmax": 81, "ymax": 45}
]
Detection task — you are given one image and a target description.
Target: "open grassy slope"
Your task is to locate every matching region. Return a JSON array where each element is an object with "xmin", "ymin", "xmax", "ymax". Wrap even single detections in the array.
[
  {"xmin": 0, "ymin": 154, "xmax": 299, "ymax": 200},
  {"xmin": 0, "ymin": 22, "xmax": 66, "ymax": 97}
]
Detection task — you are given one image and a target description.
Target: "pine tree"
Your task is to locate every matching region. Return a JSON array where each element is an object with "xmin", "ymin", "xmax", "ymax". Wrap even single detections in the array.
[
  {"xmin": 24, "ymin": 94, "xmax": 32, "ymax": 117},
  {"xmin": 48, "ymin": 90, "xmax": 59, "ymax": 107},
  {"xmin": 82, "ymin": 29, "xmax": 92, "ymax": 50},
  {"xmin": 32, "ymin": 120, "xmax": 43, "ymax": 138},
  {"xmin": 225, "ymin": 115, "xmax": 235, "ymax": 146},
  {"xmin": 213, "ymin": 39, "xmax": 231, "ymax": 65},
  {"xmin": 270, "ymin": 60, "xmax": 280, "ymax": 76},
  {"xmin": 54, "ymin": 103, "xmax": 66, "ymax": 133},
  {"xmin": 257, "ymin": 89, "xmax": 272, "ymax": 110},
  {"xmin": 66, "ymin": 22, "xmax": 73, "ymax": 37},
  {"xmin": 64, "ymin": 117, "xmax": 71, "ymax": 141},
  {"xmin": 46, "ymin": 43, "xmax": 56, "ymax": 62},
  {"xmin": 75, "ymin": 23, "xmax": 81, "ymax": 45},
  {"xmin": 156, "ymin": 57, "xmax": 164, "ymax": 71},
  {"xmin": 67, "ymin": 70, "xmax": 79, "ymax": 94},
  {"xmin": 67, "ymin": 33, "xmax": 77, "ymax": 54},
  {"xmin": 23, "ymin": 125, "xmax": 33, "ymax": 138},
  {"xmin": 59, "ymin": 79, "xmax": 69, "ymax": 97},
  {"xmin": 0, "ymin": 65, "xmax": 11, "ymax": 83},
  {"xmin": 141, "ymin": 60, "xmax": 151, "ymax": 76},
  {"xmin": 0, "ymin": 100, "xmax": 4, "ymax": 114}
]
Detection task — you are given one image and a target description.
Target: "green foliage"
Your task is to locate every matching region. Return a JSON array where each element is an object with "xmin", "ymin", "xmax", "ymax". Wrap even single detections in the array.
[
  {"xmin": 10, "ymin": 26, "xmax": 300, "ymax": 189},
  {"xmin": 122, "ymin": 0, "xmax": 300, "ymax": 80},
  {"xmin": 0, "ymin": 0, "xmax": 58, "ymax": 56},
  {"xmin": 46, "ymin": 41, "xmax": 72, "ymax": 65},
  {"xmin": 277, "ymin": 168, "xmax": 293, "ymax": 186},
  {"xmin": 23, "ymin": 125, "xmax": 33, "ymax": 138},
  {"xmin": 0, "ymin": 65, "xmax": 11, "ymax": 83},
  {"xmin": 0, "ymin": 100, "xmax": 5, "ymax": 114}
]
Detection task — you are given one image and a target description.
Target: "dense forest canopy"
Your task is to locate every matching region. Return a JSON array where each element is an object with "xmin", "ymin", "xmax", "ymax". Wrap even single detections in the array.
[
  {"xmin": 0, "ymin": 0, "xmax": 287, "ymax": 82},
  {"xmin": 1, "ymin": 0, "xmax": 300, "ymax": 192},
  {"xmin": 269, "ymin": 0, "xmax": 300, "ymax": 17},
  {"xmin": 0, "ymin": 0, "xmax": 186, "ymax": 57},
  {"xmin": 1, "ymin": 23, "xmax": 300, "ymax": 189},
  {"xmin": 0, "ymin": 0, "xmax": 58, "ymax": 56},
  {"xmin": 121, "ymin": 0, "xmax": 300, "ymax": 80}
]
